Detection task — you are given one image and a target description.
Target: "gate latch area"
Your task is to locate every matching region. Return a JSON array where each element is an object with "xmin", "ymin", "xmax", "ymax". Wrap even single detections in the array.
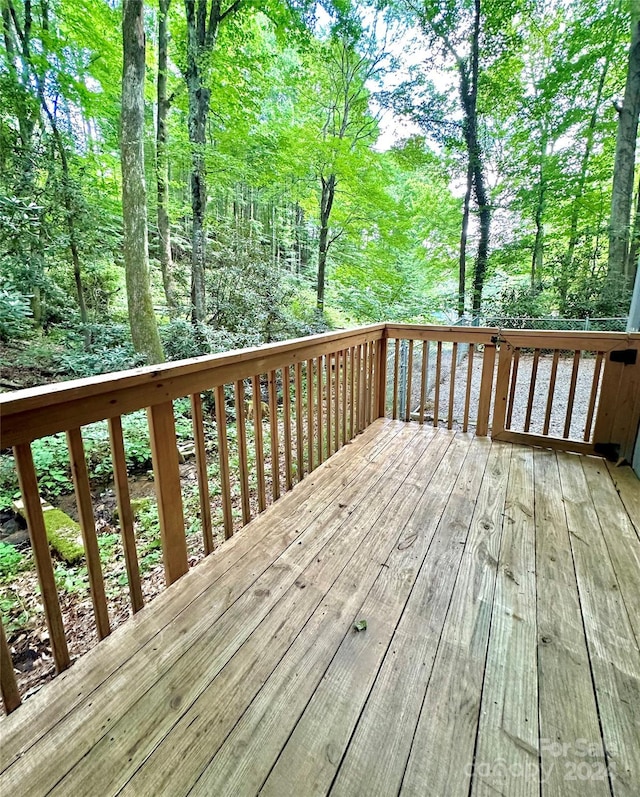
[{"xmin": 609, "ymin": 349, "xmax": 637, "ymax": 365}]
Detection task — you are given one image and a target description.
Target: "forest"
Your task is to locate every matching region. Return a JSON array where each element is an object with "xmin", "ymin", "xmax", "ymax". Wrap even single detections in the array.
[{"xmin": 0, "ymin": 0, "xmax": 639, "ymax": 380}]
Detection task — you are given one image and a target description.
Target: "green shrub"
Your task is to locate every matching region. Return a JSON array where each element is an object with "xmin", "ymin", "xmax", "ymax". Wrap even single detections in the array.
[
  {"xmin": 0, "ymin": 542, "xmax": 26, "ymax": 579},
  {"xmin": 0, "ymin": 281, "xmax": 32, "ymax": 341}
]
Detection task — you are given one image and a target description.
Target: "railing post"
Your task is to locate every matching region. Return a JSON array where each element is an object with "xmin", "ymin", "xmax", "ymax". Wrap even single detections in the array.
[
  {"xmin": 147, "ymin": 401, "xmax": 188, "ymax": 585},
  {"xmin": 476, "ymin": 342, "xmax": 497, "ymax": 437},
  {"xmin": 491, "ymin": 342, "xmax": 513, "ymax": 438}
]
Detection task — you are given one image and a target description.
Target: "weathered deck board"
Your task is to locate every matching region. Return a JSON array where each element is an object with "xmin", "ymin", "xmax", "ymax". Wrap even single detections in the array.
[
  {"xmin": 606, "ymin": 462, "xmax": 640, "ymax": 540},
  {"xmin": 1, "ymin": 423, "xmax": 639, "ymax": 797}
]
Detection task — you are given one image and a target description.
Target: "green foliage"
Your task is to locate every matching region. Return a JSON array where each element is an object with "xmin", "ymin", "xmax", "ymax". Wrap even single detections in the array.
[
  {"xmin": 0, "ymin": 543, "xmax": 26, "ymax": 580},
  {"xmin": 0, "ymin": 281, "xmax": 32, "ymax": 341}
]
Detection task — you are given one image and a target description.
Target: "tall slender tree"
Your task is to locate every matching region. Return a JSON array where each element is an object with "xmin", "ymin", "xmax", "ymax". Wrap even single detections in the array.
[{"xmin": 121, "ymin": 0, "xmax": 164, "ymax": 362}]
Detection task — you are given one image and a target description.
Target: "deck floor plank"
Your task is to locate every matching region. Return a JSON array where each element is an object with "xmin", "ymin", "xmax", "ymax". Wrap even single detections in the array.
[
  {"xmin": 0, "ymin": 424, "xmax": 638, "ymax": 797},
  {"xmin": 328, "ymin": 436, "xmax": 492, "ymax": 797},
  {"xmin": 178, "ymin": 432, "xmax": 464, "ymax": 797},
  {"xmin": 260, "ymin": 434, "xmax": 488, "ymax": 797},
  {"xmin": 558, "ymin": 452, "xmax": 640, "ymax": 797},
  {"xmin": 398, "ymin": 440, "xmax": 512, "ymax": 797},
  {"xmin": 470, "ymin": 445, "xmax": 539, "ymax": 797},
  {"xmin": 534, "ymin": 449, "xmax": 611, "ymax": 797},
  {"xmin": 605, "ymin": 462, "xmax": 640, "ymax": 541}
]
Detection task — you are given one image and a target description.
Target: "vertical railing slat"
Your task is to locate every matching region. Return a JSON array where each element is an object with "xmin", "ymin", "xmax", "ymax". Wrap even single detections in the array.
[
  {"xmin": 147, "ymin": 402, "xmax": 188, "ymax": 584},
  {"xmin": 295, "ymin": 361, "xmax": 304, "ymax": 481},
  {"xmin": 542, "ymin": 349, "xmax": 560, "ymax": 436},
  {"xmin": 419, "ymin": 341, "xmax": 428, "ymax": 424},
  {"xmin": 368, "ymin": 340, "xmax": 375, "ymax": 426},
  {"xmin": 234, "ymin": 381, "xmax": 251, "ymax": 526},
  {"xmin": 13, "ymin": 443, "xmax": 70, "ymax": 671},
  {"xmin": 405, "ymin": 340, "xmax": 413, "ymax": 423},
  {"xmin": 463, "ymin": 344, "xmax": 474, "ymax": 433},
  {"xmin": 306, "ymin": 360, "xmax": 315, "ymax": 474},
  {"xmin": 189, "ymin": 394, "xmax": 214, "ymax": 557},
  {"xmin": 252, "ymin": 375, "xmax": 267, "ymax": 512},
  {"xmin": 1, "ymin": 620, "xmax": 20, "ymax": 713},
  {"xmin": 342, "ymin": 349, "xmax": 348, "ymax": 442},
  {"xmin": 334, "ymin": 351, "xmax": 341, "ymax": 451},
  {"xmin": 214, "ymin": 385, "xmax": 234, "ymax": 539},
  {"xmin": 505, "ymin": 348, "xmax": 520, "ymax": 430},
  {"xmin": 67, "ymin": 427, "xmax": 111, "ymax": 640},
  {"xmin": 491, "ymin": 344, "xmax": 513, "ymax": 437},
  {"xmin": 108, "ymin": 417, "xmax": 144, "ymax": 611},
  {"xmin": 325, "ymin": 354, "xmax": 332, "ymax": 459},
  {"xmin": 268, "ymin": 370, "xmax": 280, "ymax": 499},
  {"xmin": 524, "ymin": 348, "xmax": 540, "ymax": 433},
  {"xmin": 316, "ymin": 357, "xmax": 324, "ymax": 465},
  {"xmin": 447, "ymin": 342, "xmax": 457, "ymax": 430},
  {"xmin": 282, "ymin": 366, "xmax": 293, "ymax": 491},
  {"xmin": 433, "ymin": 341, "xmax": 443, "ymax": 428},
  {"xmin": 563, "ymin": 350, "xmax": 581, "ymax": 439},
  {"xmin": 392, "ymin": 339, "xmax": 400, "ymax": 420},
  {"xmin": 584, "ymin": 352, "xmax": 604, "ymax": 442},
  {"xmin": 376, "ymin": 337, "xmax": 388, "ymax": 419}
]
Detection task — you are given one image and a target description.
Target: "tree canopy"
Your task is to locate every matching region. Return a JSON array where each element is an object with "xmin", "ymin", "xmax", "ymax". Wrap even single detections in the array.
[{"xmin": 0, "ymin": 0, "xmax": 637, "ymax": 374}]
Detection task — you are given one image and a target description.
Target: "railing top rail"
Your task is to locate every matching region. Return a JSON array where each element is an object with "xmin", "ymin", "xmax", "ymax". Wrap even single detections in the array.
[{"xmin": 0, "ymin": 324, "xmax": 385, "ymax": 448}]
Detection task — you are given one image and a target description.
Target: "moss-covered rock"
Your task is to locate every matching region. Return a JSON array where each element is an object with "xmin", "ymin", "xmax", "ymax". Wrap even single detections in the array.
[{"xmin": 42, "ymin": 509, "xmax": 84, "ymax": 565}]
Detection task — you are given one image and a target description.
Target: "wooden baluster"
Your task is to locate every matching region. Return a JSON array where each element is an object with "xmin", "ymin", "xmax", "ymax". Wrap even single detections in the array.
[
  {"xmin": 316, "ymin": 357, "xmax": 324, "ymax": 464},
  {"xmin": 476, "ymin": 342, "xmax": 496, "ymax": 437},
  {"xmin": 543, "ymin": 349, "xmax": 560, "ymax": 435},
  {"xmin": 584, "ymin": 352, "xmax": 604, "ymax": 442},
  {"xmin": 1, "ymin": 620, "xmax": 20, "ymax": 714},
  {"xmin": 524, "ymin": 349, "xmax": 540, "ymax": 433},
  {"xmin": 306, "ymin": 360, "xmax": 314, "ymax": 473},
  {"xmin": 349, "ymin": 347, "xmax": 355, "ymax": 440},
  {"xmin": 268, "ymin": 370, "xmax": 280, "ymax": 499},
  {"xmin": 433, "ymin": 341, "xmax": 443, "ymax": 428},
  {"xmin": 214, "ymin": 385, "xmax": 234, "ymax": 538},
  {"xmin": 252, "ymin": 374, "xmax": 267, "ymax": 511},
  {"xmin": 342, "ymin": 349, "xmax": 348, "ymax": 442},
  {"xmin": 563, "ymin": 350, "xmax": 582, "ymax": 439},
  {"xmin": 368, "ymin": 340, "xmax": 375, "ymax": 425},
  {"xmin": 376, "ymin": 337, "xmax": 388, "ymax": 419},
  {"xmin": 392, "ymin": 339, "xmax": 400, "ymax": 420},
  {"xmin": 295, "ymin": 361, "xmax": 304, "ymax": 481},
  {"xmin": 334, "ymin": 351, "xmax": 341, "ymax": 451},
  {"xmin": 419, "ymin": 341, "xmax": 429, "ymax": 424},
  {"xmin": 506, "ymin": 348, "xmax": 520, "ymax": 430},
  {"xmin": 234, "ymin": 381, "xmax": 251, "ymax": 525},
  {"xmin": 189, "ymin": 395, "xmax": 214, "ymax": 556},
  {"xmin": 463, "ymin": 344, "xmax": 474, "ymax": 433},
  {"xmin": 355, "ymin": 344, "xmax": 363, "ymax": 433},
  {"xmin": 148, "ymin": 402, "xmax": 189, "ymax": 583},
  {"xmin": 108, "ymin": 417, "xmax": 144, "ymax": 611},
  {"xmin": 447, "ymin": 342, "xmax": 457, "ymax": 429},
  {"xmin": 491, "ymin": 344, "xmax": 513, "ymax": 437},
  {"xmin": 282, "ymin": 366, "xmax": 293, "ymax": 491},
  {"xmin": 67, "ymin": 428, "xmax": 110, "ymax": 640},
  {"xmin": 13, "ymin": 443, "xmax": 70, "ymax": 671},
  {"xmin": 405, "ymin": 339, "xmax": 414, "ymax": 422},
  {"xmin": 325, "ymin": 353, "xmax": 332, "ymax": 458}
]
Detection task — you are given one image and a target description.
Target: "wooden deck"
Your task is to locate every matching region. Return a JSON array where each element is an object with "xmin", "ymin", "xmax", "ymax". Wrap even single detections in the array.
[{"xmin": 1, "ymin": 420, "xmax": 639, "ymax": 797}]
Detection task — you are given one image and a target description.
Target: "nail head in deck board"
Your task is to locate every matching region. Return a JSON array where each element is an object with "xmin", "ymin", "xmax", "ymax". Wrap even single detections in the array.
[
  {"xmin": 263, "ymin": 434, "xmax": 485, "ymax": 797},
  {"xmin": 399, "ymin": 441, "xmax": 512, "ymax": 797},
  {"xmin": 534, "ymin": 449, "xmax": 613, "ymax": 797},
  {"xmin": 0, "ymin": 424, "xmax": 395, "ymax": 778},
  {"xmin": 147, "ymin": 401, "xmax": 188, "ymax": 584},
  {"xmin": 557, "ymin": 451, "xmax": 640, "ymax": 796},
  {"xmin": 471, "ymin": 446, "xmax": 539, "ymax": 797},
  {"xmin": 12, "ymin": 443, "xmax": 70, "ymax": 673}
]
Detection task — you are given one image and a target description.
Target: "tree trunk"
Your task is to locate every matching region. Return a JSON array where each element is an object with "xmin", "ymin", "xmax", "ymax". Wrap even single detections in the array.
[
  {"xmin": 185, "ymin": 0, "xmax": 217, "ymax": 325},
  {"xmin": 628, "ymin": 175, "xmax": 640, "ymax": 276},
  {"xmin": 531, "ymin": 138, "xmax": 546, "ymax": 288},
  {"xmin": 608, "ymin": 12, "xmax": 640, "ymax": 288},
  {"xmin": 156, "ymin": 0, "xmax": 178, "ymax": 314},
  {"xmin": 458, "ymin": 160, "xmax": 473, "ymax": 317},
  {"xmin": 121, "ymin": 0, "xmax": 164, "ymax": 363},
  {"xmin": 317, "ymin": 173, "xmax": 336, "ymax": 315}
]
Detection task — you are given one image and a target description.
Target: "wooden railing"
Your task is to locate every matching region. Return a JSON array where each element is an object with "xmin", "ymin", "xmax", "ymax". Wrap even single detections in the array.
[{"xmin": 1, "ymin": 322, "xmax": 639, "ymax": 714}]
